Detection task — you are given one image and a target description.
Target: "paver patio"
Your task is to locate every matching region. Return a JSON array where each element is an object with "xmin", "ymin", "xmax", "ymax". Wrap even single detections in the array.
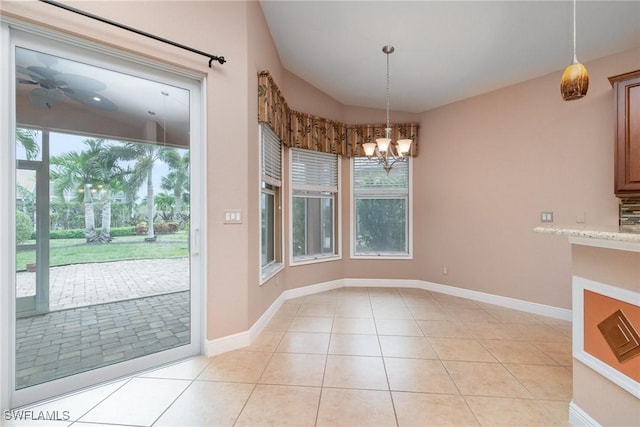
[
  {"xmin": 17, "ymin": 258, "xmax": 189, "ymax": 310},
  {"xmin": 14, "ymin": 258, "xmax": 190, "ymax": 389}
]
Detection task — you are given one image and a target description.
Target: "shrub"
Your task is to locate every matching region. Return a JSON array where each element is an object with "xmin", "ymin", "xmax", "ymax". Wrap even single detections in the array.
[
  {"xmin": 45, "ymin": 227, "xmax": 136, "ymax": 240},
  {"xmin": 135, "ymin": 222, "xmax": 148, "ymax": 235},
  {"xmin": 49, "ymin": 229, "xmax": 85, "ymax": 239},
  {"xmin": 110, "ymin": 226, "xmax": 136, "ymax": 237},
  {"xmin": 16, "ymin": 211, "xmax": 33, "ymax": 244}
]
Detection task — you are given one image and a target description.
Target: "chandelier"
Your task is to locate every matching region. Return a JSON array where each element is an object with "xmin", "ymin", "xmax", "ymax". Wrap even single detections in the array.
[
  {"xmin": 363, "ymin": 45, "xmax": 412, "ymax": 174},
  {"xmin": 560, "ymin": 0, "xmax": 589, "ymax": 100}
]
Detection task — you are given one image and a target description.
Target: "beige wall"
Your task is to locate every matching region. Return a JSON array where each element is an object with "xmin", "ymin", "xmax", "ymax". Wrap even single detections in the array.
[{"xmin": 415, "ymin": 48, "xmax": 639, "ymax": 309}]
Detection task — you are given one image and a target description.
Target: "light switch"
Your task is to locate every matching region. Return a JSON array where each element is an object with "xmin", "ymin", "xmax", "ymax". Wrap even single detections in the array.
[
  {"xmin": 540, "ymin": 211, "xmax": 553, "ymax": 223},
  {"xmin": 224, "ymin": 209, "xmax": 242, "ymax": 224}
]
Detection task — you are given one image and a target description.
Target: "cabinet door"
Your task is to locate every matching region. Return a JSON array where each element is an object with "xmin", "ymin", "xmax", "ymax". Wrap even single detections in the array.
[{"xmin": 614, "ymin": 74, "xmax": 640, "ymax": 196}]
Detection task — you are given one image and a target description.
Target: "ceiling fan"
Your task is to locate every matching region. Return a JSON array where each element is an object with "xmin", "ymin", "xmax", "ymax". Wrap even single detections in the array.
[{"xmin": 16, "ymin": 54, "xmax": 117, "ymax": 112}]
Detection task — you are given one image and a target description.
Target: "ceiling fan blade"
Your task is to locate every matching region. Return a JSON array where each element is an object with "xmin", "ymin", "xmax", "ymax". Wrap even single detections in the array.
[
  {"xmin": 55, "ymin": 73, "xmax": 107, "ymax": 92},
  {"xmin": 29, "ymin": 87, "xmax": 63, "ymax": 109},
  {"xmin": 65, "ymin": 89, "xmax": 118, "ymax": 112},
  {"xmin": 17, "ymin": 78, "xmax": 39, "ymax": 85},
  {"xmin": 27, "ymin": 66, "xmax": 60, "ymax": 81},
  {"xmin": 16, "ymin": 65, "xmax": 44, "ymax": 82}
]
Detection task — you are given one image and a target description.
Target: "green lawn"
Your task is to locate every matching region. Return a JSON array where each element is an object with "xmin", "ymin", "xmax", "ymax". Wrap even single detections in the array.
[{"xmin": 16, "ymin": 231, "xmax": 189, "ymax": 271}]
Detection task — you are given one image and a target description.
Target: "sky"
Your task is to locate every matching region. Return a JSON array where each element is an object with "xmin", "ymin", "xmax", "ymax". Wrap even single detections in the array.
[{"xmin": 16, "ymin": 130, "xmax": 186, "ymax": 200}]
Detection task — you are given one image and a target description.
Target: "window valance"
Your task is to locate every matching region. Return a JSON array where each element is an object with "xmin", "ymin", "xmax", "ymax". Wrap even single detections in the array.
[
  {"xmin": 258, "ymin": 71, "xmax": 419, "ymax": 157},
  {"xmin": 346, "ymin": 123, "xmax": 419, "ymax": 157},
  {"xmin": 258, "ymin": 71, "xmax": 289, "ymax": 144},
  {"xmin": 289, "ymin": 111, "xmax": 346, "ymax": 155}
]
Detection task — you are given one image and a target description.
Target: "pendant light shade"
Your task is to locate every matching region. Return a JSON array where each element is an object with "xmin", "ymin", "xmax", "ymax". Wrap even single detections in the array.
[
  {"xmin": 561, "ymin": 0, "xmax": 589, "ymax": 101},
  {"xmin": 561, "ymin": 61, "xmax": 589, "ymax": 101}
]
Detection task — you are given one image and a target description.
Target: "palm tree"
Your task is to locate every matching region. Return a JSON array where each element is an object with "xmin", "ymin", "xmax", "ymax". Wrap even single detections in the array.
[
  {"xmin": 16, "ymin": 128, "xmax": 40, "ymax": 160},
  {"xmin": 114, "ymin": 142, "xmax": 174, "ymax": 241},
  {"xmin": 91, "ymin": 144, "xmax": 127, "ymax": 242},
  {"xmin": 160, "ymin": 149, "xmax": 189, "ymax": 222},
  {"xmin": 154, "ymin": 192, "xmax": 175, "ymax": 221},
  {"xmin": 50, "ymin": 139, "xmax": 125, "ymax": 243}
]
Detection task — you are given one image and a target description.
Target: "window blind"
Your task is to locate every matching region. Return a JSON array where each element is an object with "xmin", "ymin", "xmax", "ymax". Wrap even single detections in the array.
[
  {"xmin": 291, "ymin": 149, "xmax": 338, "ymax": 191},
  {"xmin": 261, "ymin": 123, "xmax": 282, "ymax": 186},
  {"xmin": 353, "ymin": 157, "xmax": 408, "ymax": 190}
]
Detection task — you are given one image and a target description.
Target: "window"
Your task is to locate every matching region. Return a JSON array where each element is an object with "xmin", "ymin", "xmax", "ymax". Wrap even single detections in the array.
[
  {"xmin": 290, "ymin": 149, "xmax": 340, "ymax": 264},
  {"xmin": 352, "ymin": 157, "xmax": 411, "ymax": 257},
  {"xmin": 260, "ymin": 124, "xmax": 283, "ymax": 279}
]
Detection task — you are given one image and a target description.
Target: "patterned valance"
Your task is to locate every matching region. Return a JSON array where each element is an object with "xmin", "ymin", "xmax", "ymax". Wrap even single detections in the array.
[
  {"xmin": 258, "ymin": 70, "xmax": 419, "ymax": 157},
  {"xmin": 346, "ymin": 123, "xmax": 419, "ymax": 157},
  {"xmin": 289, "ymin": 111, "xmax": 346, "ymax": 155},
  {"xmin": 258, "ymin": 71, "xmax": 289, "ymax": 144}
]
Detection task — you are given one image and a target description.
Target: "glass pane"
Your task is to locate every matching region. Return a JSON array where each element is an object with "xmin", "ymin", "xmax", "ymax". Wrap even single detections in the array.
[
  {"xmin": 355, "ymin": 198, "xmax": 407, "ymax": 253},
  {"xmin": 292, "ymin": 197, "xmax": 306, "ymax": 257},
  {"xmin": 261, "ymin": 191, "xmax": 275, "ymax": 266},
  {"xmin": 16, "ymin": 169, "xmax": 36, "ymax": 297},
  {"xmin": 321, "ymin": 198, "xmax": 334, "ymax": 253},
  {"xmin": 16, "ymin": 128, "xmax": 42, "ymax": 161},
  {"xmin": 292, "ymin": 196, "xmax": 334, "ymax": 258},
  {"xmin": 15, "ymin": 47, "xmax": 192, "ymax": 390}
]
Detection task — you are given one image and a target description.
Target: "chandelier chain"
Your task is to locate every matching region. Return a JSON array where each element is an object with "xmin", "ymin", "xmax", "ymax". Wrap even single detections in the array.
[
  {"xmin": 385, "ymin": 49, "xmax": 390, "ymax": 131},
  {"xmin": 572, "ymin": 0, "xmax": 577, "ymax": 64}
]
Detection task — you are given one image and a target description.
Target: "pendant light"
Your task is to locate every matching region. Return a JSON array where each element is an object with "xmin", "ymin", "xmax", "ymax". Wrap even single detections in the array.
[
  {"xmin": 362, "ymin": 45, "xmax": 412, "ymax": 174},
  {"xmin": 560, "ymin": 0, "xmax": 589, "ymax": 101}
]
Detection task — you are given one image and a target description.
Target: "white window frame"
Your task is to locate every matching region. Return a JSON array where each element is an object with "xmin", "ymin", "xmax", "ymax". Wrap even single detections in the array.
[
  {"xmin": 289, "ymin": 148, "xmax": 341, "ymax": 266},
  {"xmin": 259, "ymin": 123, "xmax": 284, "ymax": 282},
  {"xmin": 350, "ymin": 156, "xmax": 413, "ymax": 259}
]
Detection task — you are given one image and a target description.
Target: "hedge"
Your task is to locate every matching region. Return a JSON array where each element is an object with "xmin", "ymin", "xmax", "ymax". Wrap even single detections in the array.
[{"xmin": 33, "ymin": 226, "xmax": 136, "ymax": 240}]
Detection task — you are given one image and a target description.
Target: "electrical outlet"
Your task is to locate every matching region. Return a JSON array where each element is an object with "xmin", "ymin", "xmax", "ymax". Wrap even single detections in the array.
[
  {"xmin": 577, "ymin": 212, "xmax": 586, "ymax": 223},
  {"xmin": 442, "ymin": 266, "xmax": 448, "ymax": 275}
]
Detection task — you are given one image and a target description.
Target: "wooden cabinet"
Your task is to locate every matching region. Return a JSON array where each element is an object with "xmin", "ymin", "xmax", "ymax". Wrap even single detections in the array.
[{"xmin": 609, "ymin": 70, "xmax": 640, "ymax": 197}]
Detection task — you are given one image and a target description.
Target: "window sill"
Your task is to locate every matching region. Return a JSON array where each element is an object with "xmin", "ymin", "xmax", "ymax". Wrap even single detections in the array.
[
  {"xmin": 260, "ymin": 262, "xmax": 284, "ymax": 285},
  {"xmin": 350, "ymin": 253, "xmax": 413, "ymax": 260},
  {"xmin": 290, "ymin": 254, "xmax": 341, "ymax": 267}
]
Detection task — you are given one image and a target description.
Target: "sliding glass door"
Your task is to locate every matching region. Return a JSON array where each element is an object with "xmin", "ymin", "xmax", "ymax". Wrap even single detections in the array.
[{"xmin": 8, "ymin": 28, "xmax": 204, "ymax": 407}]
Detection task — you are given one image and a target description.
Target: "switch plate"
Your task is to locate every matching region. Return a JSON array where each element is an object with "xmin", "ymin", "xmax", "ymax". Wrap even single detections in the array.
[
  {"xmin": 540, "ymin": 211, "xmax": 553, "ymax": 223},
  {"xmin": 224, "ymin": 210, "xmax": 242, "ymax": 224}
]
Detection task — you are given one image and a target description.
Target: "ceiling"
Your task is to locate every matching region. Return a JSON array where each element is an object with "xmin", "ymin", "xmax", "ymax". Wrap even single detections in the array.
[
  {"xmin": 260, "ymin": 1, "xmax": 640, "ymax": 113},
  {"xmin": 15, "ymin": 47, "xmax": 190, "ymax": 146}
]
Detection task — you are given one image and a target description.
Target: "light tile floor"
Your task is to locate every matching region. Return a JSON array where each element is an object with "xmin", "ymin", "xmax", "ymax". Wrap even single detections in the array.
[{"xmin": 8, "ymin": 287, "xmax": 573, "ymax": 427}]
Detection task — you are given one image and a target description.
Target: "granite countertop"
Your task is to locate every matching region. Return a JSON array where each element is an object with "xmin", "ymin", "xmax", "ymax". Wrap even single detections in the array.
[{"xmin": 534, "ymin": 225, "xmax": 640, "ymax": 248}]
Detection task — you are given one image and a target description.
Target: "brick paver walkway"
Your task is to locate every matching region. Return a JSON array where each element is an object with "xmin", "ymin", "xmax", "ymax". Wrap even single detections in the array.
[
  {"xmin": 14, "ymin": 258, "xmax": 191, "ymax": 389},
  {"xmin": 17, "ymin": 258, "xmax": 189, "ymax": 310}
]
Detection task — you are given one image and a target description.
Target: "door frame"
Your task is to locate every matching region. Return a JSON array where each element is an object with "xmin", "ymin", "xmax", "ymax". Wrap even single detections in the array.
[{"xmin": 1, "ymin": 18, "xmax": 208, "ymax": 409}]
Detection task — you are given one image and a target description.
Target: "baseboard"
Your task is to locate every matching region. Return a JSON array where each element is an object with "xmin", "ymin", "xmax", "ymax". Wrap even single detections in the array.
[
  {"xmin": 419, "ymin": 280, "xmax": 572, "ymax": 321},
  {"xmin": 569, "ymin": 401, "xmax": 600, "ymax": 426},
  {"xmin": 281, "ymin": 279, "xmax": 343, "ymax": 300},
  {"xmin": 204, "ymin": 330, "xmax": 249, "ymax": 357},
  {"xmin": 205, "ymin": 279, "xmax": 343, "ymax": 357},
  {"xmin": 343, "ymin": 278, "xmax": 423, "ymax": 289},
  {"xmin": 204, "ymin": 278, "xmax": 571, "ymax": 357}
]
